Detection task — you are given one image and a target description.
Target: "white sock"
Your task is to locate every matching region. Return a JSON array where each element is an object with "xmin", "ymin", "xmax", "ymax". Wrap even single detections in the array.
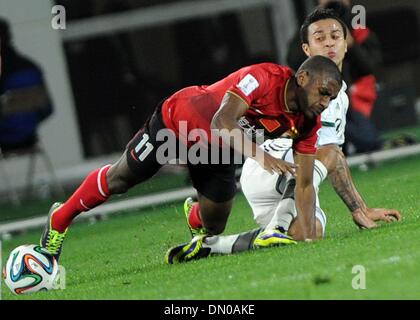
[
  {"xmin": 314, "ymin": 159, "xmax": 328, "ymax": 193},
  {"xmin": 265, "ymin": 198, "xmax": 297, "ymax": 231},
  {"xmin": 203, "ymin": 235, "xmax": 238, "ymax": 254},
  {"xmin": 203, "ymin": 228, "xmax": 261, "ymax": 254}
]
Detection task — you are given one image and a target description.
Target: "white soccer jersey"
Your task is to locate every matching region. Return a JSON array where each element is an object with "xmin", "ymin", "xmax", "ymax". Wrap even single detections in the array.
[
  {"xmin": 317, "ymin": 81, "xmax": 348, "ymax": 147},
  {"xmin": 240, "ymin": 81, "xmax": 349, "ymax": 235}
]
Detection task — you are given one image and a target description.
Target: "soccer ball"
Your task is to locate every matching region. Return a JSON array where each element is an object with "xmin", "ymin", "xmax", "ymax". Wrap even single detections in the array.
[{"xmin": 3, "ymin": 244, "xmax": 59, "ymax": 295}]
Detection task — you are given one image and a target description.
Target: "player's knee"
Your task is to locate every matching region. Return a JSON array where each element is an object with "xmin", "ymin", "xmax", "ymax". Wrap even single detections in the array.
[
  {"xmin": 199, "ymin": 197, "xmax": 232, "ymax": 235},
  {"xmin": 287, "ymin": 217, "xmax": 324, "ymax": 240},
  {"xmin": 106, "ymin": 165, "xmax": 134, "ymax": 195},
  {"xmin": 107, "ymin": 176, "xmax": 130, "ymax": 194}
]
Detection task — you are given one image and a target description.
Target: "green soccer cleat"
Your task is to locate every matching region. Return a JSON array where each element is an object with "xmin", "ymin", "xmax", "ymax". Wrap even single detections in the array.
[
  {"xmin": 253, "ymin": 227, "xmax": 297, "ymax": 248},
  {"xmin": 164, "ymin": 235, "xmax": 211, "ymax": 265},
  {"xmin": 183, "ymin": 197, "xmax": 207, "ymax": 237},
  {"xmin": 40, "ymin": 202, "xmax": 68, "ymax": 262}
]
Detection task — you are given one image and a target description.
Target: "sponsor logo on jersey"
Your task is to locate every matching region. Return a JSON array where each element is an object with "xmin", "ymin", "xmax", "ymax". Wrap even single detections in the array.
[{"xmin": 237, "ymin": 117, "xmax": 264, "ymax": 144}]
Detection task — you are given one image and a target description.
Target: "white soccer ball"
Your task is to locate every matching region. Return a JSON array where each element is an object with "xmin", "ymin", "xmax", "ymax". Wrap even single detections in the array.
[{"xmin": 3, "ymin": 244, "xmax": 59, "ymax": 295}]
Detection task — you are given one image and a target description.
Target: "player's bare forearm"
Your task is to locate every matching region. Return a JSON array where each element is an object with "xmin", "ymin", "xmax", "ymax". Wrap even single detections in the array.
[
  {"xmin": 328, "ymin": 148, "xmax": 367, "ymax": 213},
  {"xmin": 294, "ymin": 185, "xmax": 317, "ymax": 240},
  {"xmin": 211, "ymin": 92, "xmax": 262, "ymax": 160},
  {"xmin": 213, "ymin": 92, "xmax": 297, "ymax": 175},
  {"xmin": 293, "ymin": 153, "xmax": 317, "ymax": 240},
  {"xmin": 323, "ymin": 147, "xmax": 401, "ymax": 227}
]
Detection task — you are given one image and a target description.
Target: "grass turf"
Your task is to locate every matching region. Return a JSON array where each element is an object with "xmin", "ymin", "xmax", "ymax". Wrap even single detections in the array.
[{"xmin": 1, "ymin": 155, "xmax": 419, "ymax": 300}]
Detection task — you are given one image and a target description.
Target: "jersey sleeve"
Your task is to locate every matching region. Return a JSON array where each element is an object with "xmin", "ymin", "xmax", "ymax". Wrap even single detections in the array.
[
  {"xmin": 292, "ymin": 118, "xmax": 321, "ymax": 155},
  {"xmin": 227, "ymin": 65, "xmax": 271, "ymax": 106},
  {"xmin": 320, "ymin": 101, "xmax": 337, "ymax": 128}
]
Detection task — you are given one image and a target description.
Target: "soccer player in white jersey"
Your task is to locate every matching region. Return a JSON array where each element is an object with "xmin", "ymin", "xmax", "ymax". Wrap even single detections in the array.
[{"xmin": 165, "ymin": 8, "xmax": 400, "ymax": 264}]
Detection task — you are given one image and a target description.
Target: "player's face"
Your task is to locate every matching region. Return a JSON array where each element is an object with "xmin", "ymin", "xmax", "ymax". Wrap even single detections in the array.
[
  {"xmin": 302, "ymin": 19, "xmax": 347, "ymax": 69},
  {"xmin": 296, "ymin": 73, "xmax": 341, "ymax": 119}
]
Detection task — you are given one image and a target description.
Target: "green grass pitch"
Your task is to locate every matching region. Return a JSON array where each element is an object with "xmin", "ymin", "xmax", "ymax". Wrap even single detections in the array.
[{"xmin": 1, "ymin": 155, "xmax": 420, "ymax": 300}]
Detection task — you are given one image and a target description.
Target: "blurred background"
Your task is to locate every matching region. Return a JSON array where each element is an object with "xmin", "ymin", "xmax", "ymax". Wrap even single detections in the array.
[{"xmin": 0, "ymin": 0, "xmax": 419, "ymax": 225}]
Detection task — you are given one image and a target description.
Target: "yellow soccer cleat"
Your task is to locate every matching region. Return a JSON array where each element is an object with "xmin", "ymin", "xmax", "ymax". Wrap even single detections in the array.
[
  {"xmin": 164, "ymin": 235, "xmax": 211, "ymax": 264},
  {"xmin": 40, "ymin": 202, "xmax": 67, "ymax": 261},
  {"xmin": 253, "ymin": 227, "xmax": 297, "ymax": 248},
  {"xmin": 183, "ymin": 197, "xmax": 207, "ymax": 237}
]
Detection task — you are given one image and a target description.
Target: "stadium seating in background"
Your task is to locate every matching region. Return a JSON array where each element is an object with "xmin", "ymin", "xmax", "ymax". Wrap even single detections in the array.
[
  {"xmin": 0, "ymin": 18, "xmax": 64, "ymax": 204},
  {"xmin": 0, "ymin": 140, "xmax": 65, "ymax": 205}
]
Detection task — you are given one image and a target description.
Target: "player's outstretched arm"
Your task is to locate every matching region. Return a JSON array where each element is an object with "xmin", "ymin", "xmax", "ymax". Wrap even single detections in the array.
[
  {"xmin": 212, "ymin": 92, "xmax": 297, "ymax": 176},
  {"xmin": 291, "ymin": 152, "xmax": 317, "ymax": 241},
  {"xmin": 316, "ymin": 145, "xmax": 375, "ymax": 228},
  {"xmin": 327, "ymin": 146, "xmax": 401, "ymax": 228}
]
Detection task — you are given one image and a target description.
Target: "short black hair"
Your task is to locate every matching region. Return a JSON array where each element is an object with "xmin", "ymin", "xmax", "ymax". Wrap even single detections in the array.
[
  {"xmin": 323, "ymin": 1, "xmax": 353, "ymax": 28},
  {"xmin": 297, "ymin": 55, "xmax": 343, "ymax": 85},
  {"xmin": 300, "ymin": 8, "xmax": 347, "ymax": 44}
]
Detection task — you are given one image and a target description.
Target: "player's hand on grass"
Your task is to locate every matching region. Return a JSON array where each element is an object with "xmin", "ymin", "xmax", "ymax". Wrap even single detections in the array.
[
  {"xmin": 352, "ymin": 208, "xmax": 401, "ymax": 229},
  {"xmin": 351, "ymin": 209, "xmax": 378, "ymax": 229},
  {"xmin": 365, "ymin": 208, "xmax": 401, "ymax": 223},
  {"xmin": 258, "ymin": 152, "xmax": 298, "ymax": 176}
]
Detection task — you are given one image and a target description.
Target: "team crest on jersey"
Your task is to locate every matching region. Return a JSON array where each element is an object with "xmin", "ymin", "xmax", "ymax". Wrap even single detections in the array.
[{"xmin": 237, "ymin": 74, "xmax": 259, "ymax": 96}]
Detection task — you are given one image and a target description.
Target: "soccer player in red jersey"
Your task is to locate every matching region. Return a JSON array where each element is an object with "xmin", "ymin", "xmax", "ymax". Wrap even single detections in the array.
[{"xmin": 40, "ymin": 55, "xmax": 342, "ymax": 261}]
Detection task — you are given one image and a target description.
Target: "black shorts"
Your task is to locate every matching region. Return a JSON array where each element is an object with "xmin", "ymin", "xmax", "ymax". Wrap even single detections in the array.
[{"xmin": 126, "ymin": 103, "xmax": 237, "ymax": 203}]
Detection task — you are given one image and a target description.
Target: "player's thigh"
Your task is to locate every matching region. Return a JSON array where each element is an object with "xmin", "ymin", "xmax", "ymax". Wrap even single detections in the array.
[
  {"xmin": 247, "ymin": 198, "xmax": 280, "ymax": 228},
  {"xmin": 125, "ymin": 107, "xmax": 176, "ymax": 185},
  {"xmin": 240, "ymin": 158, "xmax": 279, "ymax": 197},
  {"xmin": 241, "ymin": 158, "xmax": 286, "ymax": 227},
  {"xmin": 188, "ymin": 162, "xmax": 238, "ymax": 203}
]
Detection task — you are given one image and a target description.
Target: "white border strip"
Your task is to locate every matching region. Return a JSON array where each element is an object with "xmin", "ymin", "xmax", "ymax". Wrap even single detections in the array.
[
  {"xmin": 0, "ymin": 239, "xmax": 2, "ymax": 300},
  {"xmin": 1, "ymin": 144, "xmax": 420, "ymax": 237}
]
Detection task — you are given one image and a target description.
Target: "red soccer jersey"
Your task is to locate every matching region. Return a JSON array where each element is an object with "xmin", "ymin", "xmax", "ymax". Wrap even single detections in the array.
[{"xmin": 161, "ymin": 63, "xmax": 320, "ymax": 154}]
